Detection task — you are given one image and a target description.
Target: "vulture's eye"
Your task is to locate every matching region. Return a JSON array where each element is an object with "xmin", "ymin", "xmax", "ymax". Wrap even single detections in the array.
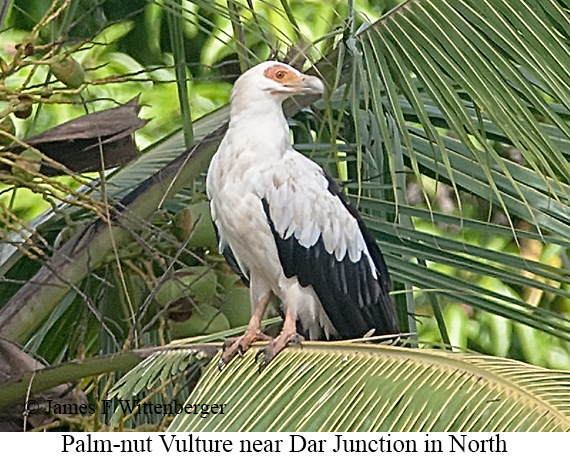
[{"xmin": 275, "ymin": 70, "xmax": 286, "ymax": 79}]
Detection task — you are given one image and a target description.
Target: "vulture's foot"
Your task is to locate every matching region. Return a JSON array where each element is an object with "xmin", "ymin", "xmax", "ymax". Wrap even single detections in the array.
[
  {"xmin": 255, "ymin": 331, "xmax": 304, "ymax": 370},
  {"xmin": 219, "ymin": 330, "xmax": 272, "ymax": 368}
]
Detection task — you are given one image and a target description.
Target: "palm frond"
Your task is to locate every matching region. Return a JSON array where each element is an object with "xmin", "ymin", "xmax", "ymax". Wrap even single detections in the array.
[
  {"xmin": 167, "ymin": 343, "xmax": 570, "ymax": 432},
  {"xmin": 332, "ymin": 0, "xmax": 570, "ymax": 343}
]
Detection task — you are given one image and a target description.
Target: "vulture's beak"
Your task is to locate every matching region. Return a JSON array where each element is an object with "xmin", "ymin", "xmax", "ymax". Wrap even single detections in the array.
[{"xmin": 284, "ymin": 74, "xmax": 325, "ymax": 95}]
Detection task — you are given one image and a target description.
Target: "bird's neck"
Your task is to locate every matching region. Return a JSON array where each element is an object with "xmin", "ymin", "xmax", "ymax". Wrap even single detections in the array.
[{"xmin": 227, "ymin": 94, "xmax": 291, "ymax": 160}]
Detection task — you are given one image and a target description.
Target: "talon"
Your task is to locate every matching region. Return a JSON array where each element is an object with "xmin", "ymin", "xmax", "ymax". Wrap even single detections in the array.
[
  {"xmin": 218, "ymin": 293, "xmax": 275, "ymax": 367},
  {"xmin": 255, "ymin": 347, "xmax": 267, "ymax": 364},
  {"xmin": 255, "ymin": 347, "xmax": 272, "ymax": 372},
  {"xmin": 221, "ymin": 338, "xmax": 233, "ymax": 352},
  {"xmin": 219, "ymin": 330, "xmax": 271, "ymax": 366},
  {"xmin": 254, "ymin": 331, "xmax": 304, "ymax": 369},
  {"xmin": 289, "ymin": 334, "xmax": 304, "ymax": 346}
]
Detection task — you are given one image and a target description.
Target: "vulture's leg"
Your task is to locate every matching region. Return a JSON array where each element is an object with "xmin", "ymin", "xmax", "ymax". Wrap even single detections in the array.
[
  {"xmin": 219, "ymin": 293, "xmax": 273, "ymax": 366},
  {"xmin": 256, "ymin": 306, "xmax": 304, "ymax": 368}
]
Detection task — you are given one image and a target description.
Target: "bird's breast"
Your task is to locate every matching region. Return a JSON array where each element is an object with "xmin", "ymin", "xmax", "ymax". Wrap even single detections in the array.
[{"xmin": 207, "ymin": 152, "xmax": 282, "ymax": 279}]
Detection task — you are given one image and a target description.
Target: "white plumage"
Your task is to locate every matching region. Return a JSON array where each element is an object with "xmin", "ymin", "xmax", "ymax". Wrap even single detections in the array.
[{"xmin": 207, "ymin": 61, "xmax": 398, "ymax": 366}]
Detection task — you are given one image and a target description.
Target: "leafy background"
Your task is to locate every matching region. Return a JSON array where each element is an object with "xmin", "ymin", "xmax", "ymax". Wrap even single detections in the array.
[{"xmin": 1, "ymin": 0, "xmax": 570, "ymax": 431}]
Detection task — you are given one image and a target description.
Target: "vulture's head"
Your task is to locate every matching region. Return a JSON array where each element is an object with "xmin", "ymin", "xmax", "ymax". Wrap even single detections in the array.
[{"xmin": 231, "ymin": 61, "xmax": 325, "ymax": 106}]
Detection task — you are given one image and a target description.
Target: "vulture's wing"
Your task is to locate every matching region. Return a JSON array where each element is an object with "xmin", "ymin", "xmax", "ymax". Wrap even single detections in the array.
[
  {"xmin": 221, "ymin": 244, "xmax": 250, "ymax": 287},
  {"xmin": 261, "ymin": 153, "xmax": 399, "ymax": 339},
  {"xmin": 212, "ymin": 223, "xmax": 250, "ymax": 287}
]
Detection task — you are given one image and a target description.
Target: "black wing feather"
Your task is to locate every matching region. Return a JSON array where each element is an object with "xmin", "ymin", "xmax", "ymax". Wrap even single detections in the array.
[
  {"xmin": 221, "ymin": 245, "xmax": 250, "ymax": 287},
  {"xmin": 262, "ymin": 175, "xmax": 399, "ymax": 339},
  {"xmin": 213, "ymin": 224, "xmax": 250, "ymax": 287}
]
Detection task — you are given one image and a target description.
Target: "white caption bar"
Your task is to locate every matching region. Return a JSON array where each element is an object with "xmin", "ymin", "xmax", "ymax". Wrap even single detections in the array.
[{"xmin": 3, "ymin": 431, "xmax": 566, "ymax": 456}]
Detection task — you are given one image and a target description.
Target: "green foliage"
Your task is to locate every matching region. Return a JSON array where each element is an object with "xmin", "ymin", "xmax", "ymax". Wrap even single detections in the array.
[{"xmin": 168, "ymin": 342, "xmax": 570, "ymax": 432}]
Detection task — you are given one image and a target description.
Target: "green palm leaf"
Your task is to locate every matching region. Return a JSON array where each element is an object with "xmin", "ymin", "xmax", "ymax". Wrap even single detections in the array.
[
  {"xmin": 166, "ymin": 343, "xmax": 570, "ymax": 432},
  {"xmin": 334, "ymin": 0, "xmax": 570, "ymax": 344}
]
